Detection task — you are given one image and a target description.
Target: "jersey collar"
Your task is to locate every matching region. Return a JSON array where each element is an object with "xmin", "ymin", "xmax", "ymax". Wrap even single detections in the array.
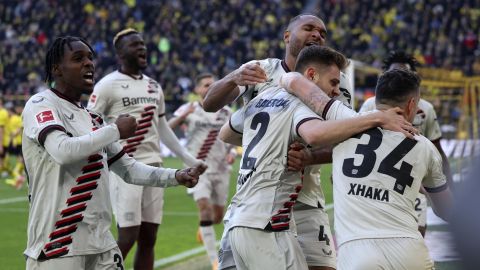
[
  {"xmin": 281, "ymin": 59, "xmax": 291, "ymax": 73},
  {"xmin": 118, "ymin": 69, "xmax": 143, "ymax": 80},
  {"xmin": 50, "ymin": 88, "xmax": 84, "ymax": 109}
]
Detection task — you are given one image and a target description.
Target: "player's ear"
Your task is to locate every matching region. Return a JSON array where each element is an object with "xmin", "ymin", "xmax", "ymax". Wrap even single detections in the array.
[
  {"xmin": 305, "ymin": 67, "xmax": 316, "ymax": 81},
  {"xmin": 52, "ymin": 64, "xmax": 61, "ymax": 78},
  {"xmin": 284, "ymin": 30, "xmax": 290, "ymax": 44}
]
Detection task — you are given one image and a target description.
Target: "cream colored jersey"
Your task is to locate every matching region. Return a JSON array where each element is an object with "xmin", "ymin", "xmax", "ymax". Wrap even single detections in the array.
[
  {"xmin": 238, "ymin": 58, "xmax": 352, "ymax": 208},
  {"xmin": 87, "ymin": 71, "xmax": 165, "ymax": 164},
  {"xmin": 173, "ymin": 102, "xmax": 232, "ymax": 170},
  {"xmin": 360, "ymin": 97, "xmax": 442, "ymax": 141},
  {"xmin": 332, "ymin": 124, "xmax": 447, "ymax": 246},
  {"xmin": 226, "ymin": 86, "xmax": 320, "ymax": 231},
  {"xmin": 23, "ymin": 89, "xmax": 124, "ymax": 259}
]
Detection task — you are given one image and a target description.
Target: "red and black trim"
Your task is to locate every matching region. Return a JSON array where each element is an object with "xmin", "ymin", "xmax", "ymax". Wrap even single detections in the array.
[
  {"xmin": 38, "ymin": 125, "xmax": 67, "ymax": 146},
  {"xmin": 296, "ymin": 117, "xmax": 322, "ymax": 137},
  {"xmin": 108, "ymin": 150, "xmax": 125, "ymax": 166},
  {"xmin": 281, "ymin": 59, "xmax": 291, "ymax": 73},
  {"xmin": 42, "ymin": 153, "xmax": 105, "ymax": 259},
  {"xmin": 424, "ymin": 184, "xmax": 448, "ymax": 193},
  {"xmin": 123, "ymin": 106, "xmax": 156, "ymax": 157},
  {"xmin": 322, "ymin": 99, "xmax": 336, "ymax": 120},
  {"xmin": 196, "ymin": 129, "xmax": 220, "ymax": 160}
]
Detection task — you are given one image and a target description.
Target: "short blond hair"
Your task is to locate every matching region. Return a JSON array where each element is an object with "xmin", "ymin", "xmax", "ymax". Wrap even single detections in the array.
[{"xmin": 113, "ymin": 28, "xmax": 139, "ymax": 49}]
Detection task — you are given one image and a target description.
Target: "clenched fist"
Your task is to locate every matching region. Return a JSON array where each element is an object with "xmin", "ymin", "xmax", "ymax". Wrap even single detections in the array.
[
  {"xmin": 116, "ymin": 114, "xmax": 137, "ymax": 139},
  {"xmin": 175, "ymin": 163, "xmax": 208, "ymax": 188}
]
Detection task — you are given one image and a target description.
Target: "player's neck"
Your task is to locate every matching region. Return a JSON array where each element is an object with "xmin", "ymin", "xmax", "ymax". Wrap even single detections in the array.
[
  {"xmin": 119, "ymin": 66, "xmax": 142, "ymax": 78},
  {"xmin": 283, "ymin": 54, "xmax": 296, "ymax": 72},
  {"xmin": 53, "ymin": 82, "xmax": 82, "ymax": 103}
]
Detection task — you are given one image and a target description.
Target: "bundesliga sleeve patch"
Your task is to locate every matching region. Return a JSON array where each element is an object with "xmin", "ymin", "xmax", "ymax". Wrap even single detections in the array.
[
  {"xmin": 89, "ymin": 94, "xmax": 97, "ymax": 104},
  {"xmin": 36, "ymin": 110, "xmax": 56, "ymax": 124}
]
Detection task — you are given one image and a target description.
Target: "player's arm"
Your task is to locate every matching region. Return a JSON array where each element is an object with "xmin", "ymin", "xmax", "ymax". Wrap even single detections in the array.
[
  {"xmin": 423, "ymin": 146, "xmax": 453, "ymax": 221},
  {"xmin": 281, "ymin": 72, "xmax": 417, "ymax": 138},
  {"xmin": 168, "ymin": 103, "xmax": 194, "ymax": 129},
  {"xmin": 43, "ymin": 114, "xmax": 137, "ymax": 165},
  {"xmin": 203, "ymin": 62, "xmax": 267, "ymax": 112},
  {"xmin": 219, "ymin": 109, "xmax": 244, "ymax": 146},
  {"xmin": 432, "ymin": 139, "xmax": 454, "ymax": 188},
  {"xmin": 287, "ymin": 143, "xmax": 333, "ymax": 171},
  {"xmin": 108, "ymin": 144, "xmax": 207, "ymax": 188},
  {"xmin": 158, "ymin": 116, "xmax": 201, "ymax": 167}
]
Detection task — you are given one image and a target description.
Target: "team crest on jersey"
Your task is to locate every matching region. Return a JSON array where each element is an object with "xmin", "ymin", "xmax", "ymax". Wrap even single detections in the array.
[{"xmin": 36, "ymin": 110, "xmax": 56, "ymax": 124}]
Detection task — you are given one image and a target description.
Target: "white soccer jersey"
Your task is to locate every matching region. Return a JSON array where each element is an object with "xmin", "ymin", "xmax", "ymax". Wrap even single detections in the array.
[
  {"xmin": 360, "ymin": 97, "xmax": 442, "ymax": 141},
  {"xmin": 238, "ymin": 58, "xmax": 352, "ymax": 208},
  {"xmin": 87, "ymin": 71, "xmax": 165, "ymax": 164},
  {"xmin": 23, "ymin": 89, "xmax": 123, "ymax": 259},
  {"xmin": 226, "ymin": 86, "xmax": 320, "ymax": 231},
  {"xmin": 173, "ymin": 102, "xmax": 232, "ymax": 169},
  {"xmin": 332, "ymin": 125, "xmax": 447, "ymax": 246}
]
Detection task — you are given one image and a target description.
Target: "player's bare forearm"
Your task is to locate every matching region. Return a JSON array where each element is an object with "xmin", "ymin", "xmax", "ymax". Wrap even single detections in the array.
[
  {"xmin": 433, "ymin": 139, "xmax": 454, "ymax": 188},
  {"xmin": 281, "ymin": 72, "xmax": 331, "ymax": 116},
  {"xmin": 203, "ymin": 74, "xmax": 240, "ymax": 112},
  {"xmin": 167, "ymin": 116, "xmax": 184, "ymax": 130},
  {"xmin": 309, "ymin": 147, "xmax": 333, "ymax": 165},
  {"xmin": 219, "ymin": 122, "xmax": 242, "ymax": 146}
]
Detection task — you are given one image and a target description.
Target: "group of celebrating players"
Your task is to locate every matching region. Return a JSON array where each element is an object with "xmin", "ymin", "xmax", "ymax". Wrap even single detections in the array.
[{"xmin": 22, "ymin": 12, "xmax": 453, "ymax": 270}]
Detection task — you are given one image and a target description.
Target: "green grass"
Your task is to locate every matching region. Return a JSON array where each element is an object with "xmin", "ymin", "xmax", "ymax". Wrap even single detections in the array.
[{"xmin": 0, "ymin": 158, "xmax": 461, "ymax": 269}]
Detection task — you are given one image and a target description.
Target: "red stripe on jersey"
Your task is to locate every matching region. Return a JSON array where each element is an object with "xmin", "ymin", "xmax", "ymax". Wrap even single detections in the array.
[
  {"xmin": 124, "ymin": 142, "xmax": 141, "ymax": 149},
  {"xmin": 134, "ymin": 129, "xmax": 148, "ymax": 136},
  {"xmin": 49, "ymin": 224, "xmax": 77, "ymax": 240},
  {"xmin": 76, "ymin": 171, "xmax": 101, "ymax": 184},
  {"xmin": 44, "ymin": 247, "xmax": 69, "ymax": 258},
  {"xmin": 271, "ymin": 214, "xmax": 289, "ymax": 222},
  {"xmin": 126, "ymin": 136, "xmax": 145, "ymax": 144},
  {"xmin": 44, "ymin": 236, "xmax": 72, "ymax": 251},
  {"xmin": 141, "ymin": 111, "xmax": 154, "ymax": 117},
  {"xmin": 66, "ymin": 192, "xmax": 92, "ymax": 206},
  {"xmin": 295, "ymin": 185, "xmax": 303, "ymax": 193},
  {"xmin": 70, "ymin": 182, "xmax": 98, "ymax": 195},
  {"xmin": 61, "ymin": 203, "xmax": 87, "ymax": 217},
  {"xmin": 283, "ymin": 201, "xmax": 295, "ymax": 208},
  {"xmin": 88, "ymin": 154, "xmax": 103, "ymax": 162},
  {"xmin": 277, "ymin": 208, "xmax": 290, "ymax": 214},
  {"xmin": 55, "ymin": 214, "xmax": 84, "ymax": 228},
  {"xmin": 125, "ymin": 147, "xmax": 137, "ymax": 153},
  {"xmin": 144, "ymin": 106, "xmax": 156, "ymax": 111},
  {"xmin": 289, "ymin": 193, "xmax": 298, "ymax": 200},
  {"xmin": 81, "ymin": 162, "xmax": 104, "ymax": 173},
  {"xmin": 136, "ymin": 122, "xmax": 152, "ymax": 130},
  {"xmin": 138, "ymin": 116, "xmax": 153, "ymax": 124}
]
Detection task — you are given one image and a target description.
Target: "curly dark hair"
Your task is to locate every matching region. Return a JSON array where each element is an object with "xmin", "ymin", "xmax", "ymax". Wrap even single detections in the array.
[{"xmin": 382, "ymin": 51, "xmax": 420, "ymax": 72}]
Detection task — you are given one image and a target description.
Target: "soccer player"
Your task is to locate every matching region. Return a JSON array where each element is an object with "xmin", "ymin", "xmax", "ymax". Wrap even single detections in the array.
[
  {"xmin": 4, "ymin": 102, "xmax": 25, "ymax": 189},
  {"xmin": 87, "ymin": 29, "xmax": 203, "ymax": 269},
  {"xmin": 168, "ymin": 73, "xmax": 235, "ymax": 269},
  {"xmin": 0, "ymin": 98, "xmax": 8, "ymax": 175},
  {"xmin": 219, "ymin": 46, "xmax": 416, "ymax": 270},
  {"xmin": 281, "ymin": 65, "xmax": 453, "ymax": 270},
  {"xmin": 23, "ymin": 36, "xmax": 206, "ymax": 270},
  {"xmin": 204, "ymin": 14, "xmax": 346, "ymax": 270},
  {"xmin": 359, "ymin": 51, "xmax": 453, "ymax": 237}
]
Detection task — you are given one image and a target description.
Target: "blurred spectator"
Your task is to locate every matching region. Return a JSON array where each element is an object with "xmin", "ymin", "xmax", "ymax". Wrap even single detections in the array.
[{"xmin": 0, "ymin": 0, "xmax": 478, "ymax": 104}]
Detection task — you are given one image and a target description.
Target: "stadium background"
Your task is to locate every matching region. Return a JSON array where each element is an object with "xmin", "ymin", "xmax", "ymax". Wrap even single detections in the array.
[{"xmin": 1, "ymin": 0, "xmax": 479, "ymax": 269}]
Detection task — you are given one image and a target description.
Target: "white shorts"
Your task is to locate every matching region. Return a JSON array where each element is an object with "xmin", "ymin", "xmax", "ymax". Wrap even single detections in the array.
[
  {"xmin": 293, "ymin": 202, "xmax": 336, "ymax": 268},
  {"xmin": 337, "ymin": 238, "xmax": 434, "ymax": 270},
  {"xmin": 219, "ymin": 225, "xmax": 237, "ymax": 270},
  {"xmin": 229, "ymin": 226, "xmax": 308, "ymax": 270},
  {"xmin": 415, "ymin": 193, "xmax": 428, "ymax": 227},
  {"xmin": 189, "ymin": 169, "xmax": 230, "ymax": 206},
  {"xmin": 110, "ymin": 164, "xmax": 164, "ymax": 228},
  {"xmin": 26, "ymin": 246, "xmax": 124, "ymax": 270}
]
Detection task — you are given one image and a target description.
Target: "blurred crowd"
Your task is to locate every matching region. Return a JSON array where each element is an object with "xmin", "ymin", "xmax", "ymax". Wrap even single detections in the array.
[{"xmin": 0, "ymin": 0, "xmax": 479, "ymax": 109}]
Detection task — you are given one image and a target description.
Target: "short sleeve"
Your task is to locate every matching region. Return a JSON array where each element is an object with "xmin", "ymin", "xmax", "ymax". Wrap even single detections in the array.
[
  {"xmin": 324, "ymin": 100, "xmax": 358, "ymax": 120},
  {"xmin": 87, "ymin": 80, "xmax": 111, "ymax": 116},
  {"xmin": 424, "ymin": 105, "xmax": 442, "ymax": 141},
  {"xmin": 292, "ymin": 103, "xmax": 322, "ymax": 140},
  {"xmin": 359, "ymin": 97, "xmax": 376, "ymax": 113},
  {"xmin": 229, "ymin": 108, "xmax": 245, "ymax": 134},
  {"xmin": 23, "ymin": 95, "xmax": 66, "ymax": 146},
  {"xmin": 423, "ymin": 141, "xmax": 448, "ymax": 192}
]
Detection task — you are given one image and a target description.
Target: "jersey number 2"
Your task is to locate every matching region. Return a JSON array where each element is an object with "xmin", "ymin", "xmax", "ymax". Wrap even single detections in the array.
[
  {"xmin": 342, "ymin": 128, "xmax": 418, "ymax": 194},
  {"xmin": 241, "ymin": 112, "xmax": 270, "ymax": 169}
]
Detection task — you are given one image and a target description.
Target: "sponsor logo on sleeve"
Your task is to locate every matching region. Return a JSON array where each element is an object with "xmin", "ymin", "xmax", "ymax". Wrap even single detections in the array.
[{"xmin": 36, "ymin": 110, "xmax": 55, "ymax": 124}]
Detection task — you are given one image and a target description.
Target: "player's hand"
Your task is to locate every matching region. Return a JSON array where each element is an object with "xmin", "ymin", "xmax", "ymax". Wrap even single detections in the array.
[
  {"xmin": 232, "ymin": 62, "xmax": 267, "ymax": 86},
  {"xmin": 379, "ymin": 108, "xmax": 418, "ymax": 139},
  {"xmin": 175, "ymin": 163, "xmax": 208, "ymax": 188},
  {"xmin": 287, "ymin": 142, "xmax": 311, "ymax": 171},
  {"xmin": 225, "ymin": 153, "xmax": 236, "ymax": 165},
  {"xmin": 115, "ymin": 114, "xmax": 137, "ymax": 139}
]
